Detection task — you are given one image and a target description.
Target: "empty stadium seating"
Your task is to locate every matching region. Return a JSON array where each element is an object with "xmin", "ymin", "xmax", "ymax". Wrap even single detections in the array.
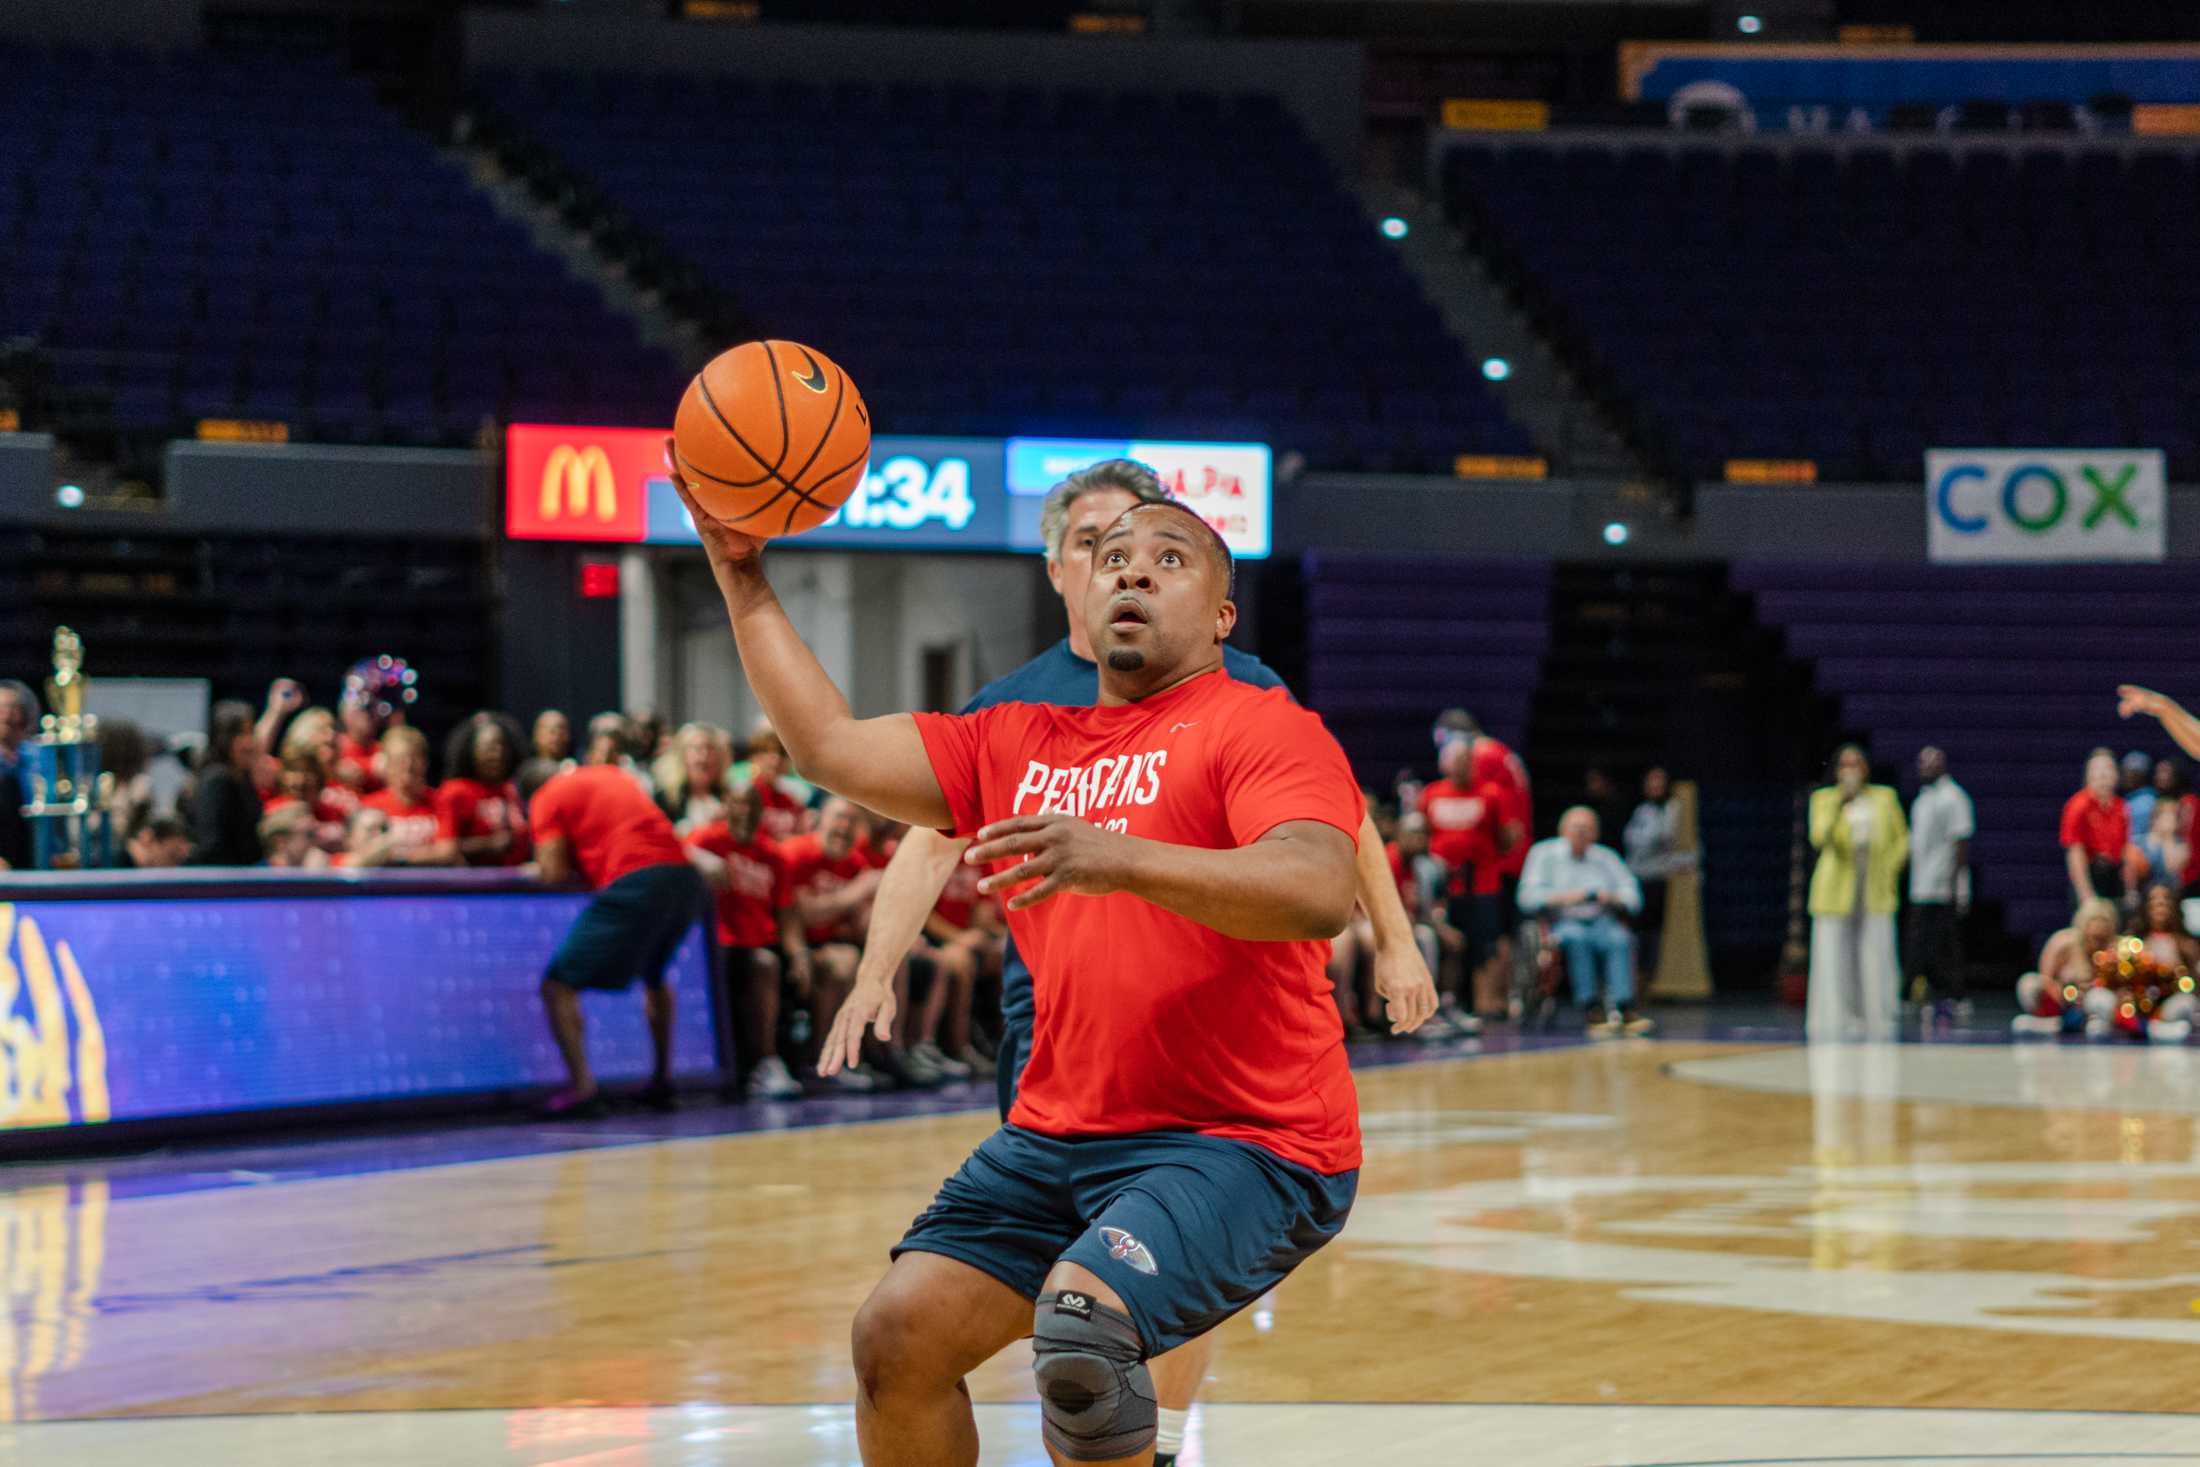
[
  {"xmin": 1300, "ymin": 553, "xmax": 1547, "ymax": 777},
  {"xmin": 1441, "ymin": 139, "xmax": 2200, "ymax": 481},
  {"xmin": 0, "ymin": 46, "xmax": 686, "ymax": 446},
  {"xmin": 475, "ymin": 70, "xmax": 1535, "ymax": 471},
  {"xmin": 1735, "ymin": 560, "xmax": 2197, "ymax": 942}
]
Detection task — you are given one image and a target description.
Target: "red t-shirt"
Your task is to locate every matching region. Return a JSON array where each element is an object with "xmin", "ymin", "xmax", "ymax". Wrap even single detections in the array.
[
  {"xmin": 436, "ymin": 777, "xmax": 533, "ymax": 866},
  {"xmin": 362, "ymin": 787, "xmax": 443, "ymax": 861},
  {"xmin": 1471, "ymin": 736, "xmax": 1533, "ymax": 876},
  {"xmin": 2060, "ymin": 789, "xmax": 2129, "ymax": 862},
  {"xmin": 933, "ymin": 858, "xmax": 985, "ymax": 930},
  {"xmin": 753, "ymin": 780, "xmax": 808, "ymax": 842},
  {"xmin": 914, "ymin": 668, "xmax": 1364, "ymax": 1175},
  {"xmin": 530, "ymin": 765, "xmax": 689, "ymax": 890},
  {"xmin": 1418, "ymin": 778, "xmax": 1500, "ymax": 895},
  {"xmin": 1384, "ymin": 839, "xmax": 1418, "ymax": 914},
  {"xmin": 335, "ymin": 735, "xmax": 383, "ymax": 794},
  {"xmin": 687, "ymin": 822, "xmax": 787, "ymax": 948},
  {"xmin": 779, "ymin": 832, "xmax": 873, "ymax": 946}
]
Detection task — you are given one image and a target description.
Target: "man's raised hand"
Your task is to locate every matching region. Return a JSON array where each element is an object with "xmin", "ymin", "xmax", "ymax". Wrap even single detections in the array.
[{"xmin": 665, "ymin": 436, "xmax": 768, "ymax": 570}]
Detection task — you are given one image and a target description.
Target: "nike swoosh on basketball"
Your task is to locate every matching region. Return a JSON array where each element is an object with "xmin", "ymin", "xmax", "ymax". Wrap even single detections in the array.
[{"xmin": 790, "ymin": 348, "xmax": 829, "ymax": 394}]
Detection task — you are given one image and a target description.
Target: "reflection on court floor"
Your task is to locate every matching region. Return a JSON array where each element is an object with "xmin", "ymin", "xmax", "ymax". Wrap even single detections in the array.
[{"xmin": 0, "ymin": 1037, "xmax": 2196, "ymax": 1463}]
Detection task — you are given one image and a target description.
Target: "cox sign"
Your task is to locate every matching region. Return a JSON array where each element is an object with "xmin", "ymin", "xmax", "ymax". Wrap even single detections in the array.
[{"xmin": 1927, "ymin": 449, "xmax": 2165, "ymax": 563}]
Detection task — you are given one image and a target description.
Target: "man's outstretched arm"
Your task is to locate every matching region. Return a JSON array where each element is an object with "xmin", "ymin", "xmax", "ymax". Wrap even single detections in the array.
[
  {"xmin": 676, "ymin": 468, "xmax": 952, "ymax": 831},
  {"xmin": 1353, "ymin": 809, "xmax": 1438, "ymax": 1033},
  {"xmin": 2121, "ymin": 684, "xmax": 2200, "ymax": 761}
]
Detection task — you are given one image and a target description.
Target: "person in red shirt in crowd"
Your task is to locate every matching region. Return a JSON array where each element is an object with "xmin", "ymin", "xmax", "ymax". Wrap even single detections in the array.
[
  {"xmin": 657, "ymin": 721, "xmax": 737, "ymax": 835},
  {"xmin": 743, "ymin": 722, "xmax": 814, "ymax": 841},
  {"xmin": 687, "ymin": 782, "xmax": 805, "ymax": 1102},
  {"xmin": 334, "ymin": 656, "xmax": 415, "ymax": 796},
  {"xmin": 677, "ymin": 464, "xmax": 1420, "ymax": 1466},
  {"xmin": 2060, "ymin": 749, "xmax": 2130, "ymax": 908},
  {"xmin": 1436, "ymin": 708, "xmax": 1531, "ymax": 1007},
  {"xmin": 273, "ymin": 706, "xmax": 361, "ymax": 824},
  {"xmin": 530, "ymin": 763, "xmax": 712, "ymax": 1117},
  {"xmin": 1420, "ymin": 738, "xmax": 1510, "ymax": 1016},
  {"xmin": 356, "ymin": 726, "xmax": 448, "ymax": 866},
  {"xmin": 436, "ymin": 712, "xmax": 532, "ymax": 867},
  {"xmin": 779, "ymin": 796, "xmax": 900, "ymax": 1090},
  {"xmin": 907, "ymin": 849, "xmax": 1003, "ymax": 1082},
  {"xmin": 264, "ymin": 752, "xmax": 351, "ymax": 855}
]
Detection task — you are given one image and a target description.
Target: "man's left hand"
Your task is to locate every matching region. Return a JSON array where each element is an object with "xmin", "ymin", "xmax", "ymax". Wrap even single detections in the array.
[
  {"xmin": 967, "ymin": 814, "xmax": 1131, "ymax": 911},
  {"xmin": 1370, "ymin": 937, "xmax": 1439, "ymax": 1034}
]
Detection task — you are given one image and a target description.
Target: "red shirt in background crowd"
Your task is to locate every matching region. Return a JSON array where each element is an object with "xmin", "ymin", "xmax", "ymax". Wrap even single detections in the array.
[
  {"xmin": 914, "ymin": 669, "xmax": 1365, "ymax": 1176},
  {"xmin": 779, "ymin": 832, "xmax": 872, "ymax": 946},
  {"xmin": 529, "ymin": 765, "xmax": 689, "ymax": 890},
  {"xmin": 436, "ymin": 777, "xmax": 533, "ymax": 866},
  {"xmin": 1470, "ymin": 735, "xmax": 1533, "ymax": 877},
  {"xmin": 1384, "ymin": 839, "xmax": 1418, "ymax": 914},
  {"xmin": 753, "ymin": 780, "xmax": 807, "ymax": 842},
  {"xmin": 2059, "ymin": 787, "xmax": 2129, "ymax": 861},
  {"xmin": 1418, "ymin": 778, "xmax": 1501, "ymax": 896},
  {"xmin": 264, "ymin": 791, "xmax": 353, "ymax": 848},
  {"xmin": 361, "ymin": 786, "xmax": 442, "ymax": 861},
  {"xmin": 686, "ymin": 821, "xmax": 787, "ymax": 949},
  {"xmin": 933, "ymin": 858, "xmax": 984, "ymax": 930},
  {"xmin": 335, "ymin": 735, "xmax": 383, "ymax": 794}
]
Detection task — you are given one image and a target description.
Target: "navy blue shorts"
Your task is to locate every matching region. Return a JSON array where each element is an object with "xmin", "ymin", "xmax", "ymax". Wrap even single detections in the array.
[
  {"xmin": 545, "ymin": 862, "xmax": 709, "ymax": 993},
  {"xmin": 893, "ymin": 1124, "xmax": 1357, "ymax": 1355}
]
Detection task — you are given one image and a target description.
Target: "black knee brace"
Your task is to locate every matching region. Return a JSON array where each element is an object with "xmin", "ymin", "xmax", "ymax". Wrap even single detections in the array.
[{"xmin": 1032, "ymin": 1289, "xmax": 1155, "ymax": 1462}]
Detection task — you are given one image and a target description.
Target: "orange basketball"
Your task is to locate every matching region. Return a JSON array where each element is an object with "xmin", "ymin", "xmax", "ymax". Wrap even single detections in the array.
[{"xmin": 671, "ymin": 340, "xmax": 871, "ymax": 537}]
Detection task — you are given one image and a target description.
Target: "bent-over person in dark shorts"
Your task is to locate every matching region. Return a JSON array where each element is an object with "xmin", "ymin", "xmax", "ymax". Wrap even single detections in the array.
[{"xmin": 531, "ymin": 764, "xmax": 709, "ymax": 1117}]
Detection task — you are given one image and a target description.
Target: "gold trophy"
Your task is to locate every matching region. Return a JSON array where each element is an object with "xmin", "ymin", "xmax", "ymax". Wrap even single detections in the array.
[{"xmin": 21, "ymin": 627, "xmax": 112, "ymax": 869}]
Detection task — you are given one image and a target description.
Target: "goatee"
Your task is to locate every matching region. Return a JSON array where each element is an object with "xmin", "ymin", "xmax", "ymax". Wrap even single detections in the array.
[{"xmin": 1105, "ymin": 649, "xmax": 1146, "ymax": 672}]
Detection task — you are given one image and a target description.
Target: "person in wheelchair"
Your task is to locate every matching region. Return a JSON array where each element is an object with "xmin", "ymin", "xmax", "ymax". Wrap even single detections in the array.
[{"xmin": 1518, "ymin": 806, "xmax": 1654, "ymax": 1037}]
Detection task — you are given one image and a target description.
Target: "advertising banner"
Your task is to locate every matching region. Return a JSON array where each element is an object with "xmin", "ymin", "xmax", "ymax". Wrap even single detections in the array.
[
  {"xmin": 507, "ymin": 424, "xmax": 1272, "ymax": 560},
  {"xmin": 1926, "ymin": 449, "xmax": 2165, "ymax": 563},
  {"xmin": 0, "ymin": 893, "xmax": 714, "ymax": 1130}
]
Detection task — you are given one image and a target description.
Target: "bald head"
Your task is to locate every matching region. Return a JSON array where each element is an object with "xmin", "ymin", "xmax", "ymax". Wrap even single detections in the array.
[{"xmin": 1560, "ymin": 805, "xmax": 1599, "ymax": 854}]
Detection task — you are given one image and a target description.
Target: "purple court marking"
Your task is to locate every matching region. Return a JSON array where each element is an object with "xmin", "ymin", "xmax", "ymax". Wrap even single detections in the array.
[{"xmin": 0, "ymin": 999, "xmax": 2037, "ymax": 1205}]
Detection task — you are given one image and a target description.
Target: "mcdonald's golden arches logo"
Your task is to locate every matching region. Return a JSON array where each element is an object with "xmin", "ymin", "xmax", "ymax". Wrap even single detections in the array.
[{"xmin": 541, "ymin": 444, "xmax": 618, "ymax": 523}]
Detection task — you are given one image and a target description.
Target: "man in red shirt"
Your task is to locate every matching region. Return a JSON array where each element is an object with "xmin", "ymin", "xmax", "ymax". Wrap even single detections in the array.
[
  {"xmin": 677, "ymin": 460, "xmax": 1373, "ymax": 1467},
  {"xmin": 2060, "ymin": 749, "xmax": 2130, "ymax": 907},
  {"xmin": 530, "ymin": 763, "xmax": 711, "ymax": 1117},
  {"xmin": 1419, "ymin": 738, "xmax": 1507, "ymax": 1012},
  {"xmin": 687, "ymin": 782, "xmax": 803, "ymax": 1102}
]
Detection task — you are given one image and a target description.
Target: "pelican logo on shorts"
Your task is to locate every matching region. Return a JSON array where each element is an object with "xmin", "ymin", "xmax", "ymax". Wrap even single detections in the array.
[
  {"xmin": 539, "ymin": 444, "xmax": 618, "ymax": 523},
  {"xmin": 1100, "ymin": 1226, "xmax": 1158, "ymax": 1276},
  {"xmin": 790, "ymin": 347, "xmax": 830, "ymax": 395}
]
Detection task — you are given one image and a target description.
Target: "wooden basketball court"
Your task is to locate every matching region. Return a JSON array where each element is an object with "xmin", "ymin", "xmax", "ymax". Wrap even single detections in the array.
[{"xmin": 2, "ymin": 1034, "xmax": 2197, "ymax": 1465}]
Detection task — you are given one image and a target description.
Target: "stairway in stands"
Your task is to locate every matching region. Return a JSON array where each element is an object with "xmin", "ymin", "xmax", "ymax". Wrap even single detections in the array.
[{"xmin": 1524, "ymin": 562, "xmax": 1839, "ymax": 983}]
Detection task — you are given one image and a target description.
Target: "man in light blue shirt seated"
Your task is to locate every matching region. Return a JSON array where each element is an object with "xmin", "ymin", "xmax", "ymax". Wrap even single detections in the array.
[{"xmin": 1518, "ymin": 806, "xmax": 1653, "ymax": 1037}]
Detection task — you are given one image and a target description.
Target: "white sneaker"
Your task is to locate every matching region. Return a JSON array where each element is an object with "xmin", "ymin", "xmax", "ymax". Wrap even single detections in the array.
[
  {"xmin": 913, "ymin": 1041, "xmax": 972, "ymax": 1080},
  {"xmin": 957, "ymin": 1045, "xmax": 997, "ymax": 1079},
  {"xmin": 826, "ymin": 1065, "xmax": 877, "ymax": 1094},
  {"xmin": 1439, "ymin": 1002, "xmax": 1483, "ymax": 1035},
  {"xmin": 748, "ymin": 1055, "xmax": 803, "ymax": 1100},
  {"xmin": 2148, "ymin": 1019, "xmax": 2192, "ymax": 1044},
  {"xmin": 2011, "ymin": 1014, "xmax": 2062, "ymax": 1037}
]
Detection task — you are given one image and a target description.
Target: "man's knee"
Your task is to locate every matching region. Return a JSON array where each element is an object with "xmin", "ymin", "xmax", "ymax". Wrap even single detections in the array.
[
  {"xmin": 852, "ymin": 1279, "xmax": 955, "ymax": 1409},
  {"xmin": 1032, "ymin": 1290, "xmax": 1155, "ymax": 1463}
]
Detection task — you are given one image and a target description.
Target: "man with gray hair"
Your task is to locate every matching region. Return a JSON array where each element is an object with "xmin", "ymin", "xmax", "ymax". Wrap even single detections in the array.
[
  {"xmin": 1518, "ymin": 805, "xmax": 1648, "ymax": 1037},
  {"xmin": 839, "ymin": 456, "xmax": 1440, "ymax": 1467}
]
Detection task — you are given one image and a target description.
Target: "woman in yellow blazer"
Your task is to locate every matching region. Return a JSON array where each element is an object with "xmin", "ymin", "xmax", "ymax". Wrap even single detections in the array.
[{"xmin": 1807, "ymin": 744, "xmax": 1908, "ymax": 1040}]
